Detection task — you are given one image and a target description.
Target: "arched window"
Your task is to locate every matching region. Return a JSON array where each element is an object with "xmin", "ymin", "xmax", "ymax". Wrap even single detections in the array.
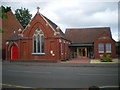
[
  {"xmin": 33, "ymin": 28, "xmax": 44, "ymax": 54},
  {"xmin": 33, "ymin": 36, "xmax": 37, "ymax": 53}
]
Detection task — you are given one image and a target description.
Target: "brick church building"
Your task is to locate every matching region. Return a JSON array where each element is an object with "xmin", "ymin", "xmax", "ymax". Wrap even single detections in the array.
[
  {"xmin": 1, "ymin": 11, "xmax": 23, "ymax": 60},
  {"xmin": 5, "ymin": 8, "xmax": 116, "ymax": 61}
]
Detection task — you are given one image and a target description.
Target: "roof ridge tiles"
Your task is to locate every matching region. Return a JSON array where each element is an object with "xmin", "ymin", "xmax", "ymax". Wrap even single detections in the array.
[{"xmin": 66, "ymin": 27, "xmax": 110, "ymax": 30}]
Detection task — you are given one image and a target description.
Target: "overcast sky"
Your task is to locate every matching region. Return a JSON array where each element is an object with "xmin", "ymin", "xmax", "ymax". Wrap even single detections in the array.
[{"xmin": 0, "ymin": 0, "xmax": 119, "ymax": 41}]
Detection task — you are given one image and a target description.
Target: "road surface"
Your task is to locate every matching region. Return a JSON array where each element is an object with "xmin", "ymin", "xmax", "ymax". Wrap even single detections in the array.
[{"xmin": 2, "ymin": 62, "xmax": 119, "ymax": 89}]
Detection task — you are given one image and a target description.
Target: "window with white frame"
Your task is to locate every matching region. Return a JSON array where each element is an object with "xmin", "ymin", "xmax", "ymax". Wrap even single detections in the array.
[
  {"xmin": 33, "ymin": 28, "xmax": 44, "ymax": 54},
  {"xmin": 106, "ymin": 43, "xmax": 111, "ymax": 53},
  {"xmin": 98, "ymin": 43, "xmax": 104, "ymax": 53}
]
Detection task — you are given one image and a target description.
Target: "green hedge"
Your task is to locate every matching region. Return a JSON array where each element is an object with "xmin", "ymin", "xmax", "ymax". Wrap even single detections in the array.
[{"xmin": 100, "ymin": 54, "xmax": 112, "ymax": 62}]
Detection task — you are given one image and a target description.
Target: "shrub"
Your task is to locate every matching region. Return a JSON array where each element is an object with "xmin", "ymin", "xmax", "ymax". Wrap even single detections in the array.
[
  {"xmin": 100, "ymin": 54, "xmax": 112, "ymax": 62},
  {"xmin": 61, "ymin": 59, "xmax": 67, "ymax": 62},
  {"xmin": 61, "ymin": 58, "xmax": 70, "ymax": 62},
  {"xmin": 66, "ymin": 58, "xmax": 69, "ymax": 61}
]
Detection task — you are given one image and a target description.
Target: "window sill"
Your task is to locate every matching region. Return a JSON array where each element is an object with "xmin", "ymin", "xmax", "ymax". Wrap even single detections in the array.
[
  {"xmin": 99, "ymin": 51, "xmax": 104, "ymax": 53},
  {"xmin": 32, "ymin": 53, "xmax": 45, "ymax": 55},
  {"xmin": 106, "ymin": 51, "xmax": 111, "ymax": 53}
]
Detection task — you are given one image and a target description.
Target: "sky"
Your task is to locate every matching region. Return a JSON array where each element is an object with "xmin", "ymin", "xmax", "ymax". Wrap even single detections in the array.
[{"xmin": 0, "ymin": 0, "xmax": 119, "ymax": 41}]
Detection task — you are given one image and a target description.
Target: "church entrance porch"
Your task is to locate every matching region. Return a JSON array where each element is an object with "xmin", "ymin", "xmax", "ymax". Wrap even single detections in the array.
[
  {"xmin": 69, "ymin": 43, "xmax": 94, "ymax": 59},
  {"xmin": 70, "ymin": 47, "xmax": 94, "ymax": 58},
  {"xmin": 77, "ymin": 47, "xmax": 87, "ymax": 58}
]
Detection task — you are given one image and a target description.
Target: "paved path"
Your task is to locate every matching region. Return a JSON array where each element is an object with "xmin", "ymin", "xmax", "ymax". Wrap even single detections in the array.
[
  {"xmin": 3, "ymin": 58, "xmax": 119, "ymax": 64},
  {"xmin": 61, "ymin": 58, "xmax": 90, "ymax": 63},
  {"xmin": 61, "ymin": 58, "xmax": 119, "ymax": 64}
]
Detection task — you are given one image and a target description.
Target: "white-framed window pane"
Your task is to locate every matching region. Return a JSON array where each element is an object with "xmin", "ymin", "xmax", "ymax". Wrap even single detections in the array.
[
  {"xmin": 98, "ymin": 43, "xmax": 104, "ymax": 53},
  {"xmin": 106, "ymin": 43, "xmax": 111, "ymax": 53}
]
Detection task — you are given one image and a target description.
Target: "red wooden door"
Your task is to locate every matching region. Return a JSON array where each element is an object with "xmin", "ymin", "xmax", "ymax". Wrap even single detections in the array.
[{"xmin": 11, "ymin": 45, "xmax": 18, "ymax": 60}]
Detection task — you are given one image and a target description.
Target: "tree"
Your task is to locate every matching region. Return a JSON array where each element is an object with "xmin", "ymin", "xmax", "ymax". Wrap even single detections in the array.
[
  {"xmin": 0, "ymin": 6, "xmax": 11, "ymax": 33},
  {"xmin": 0, "ymin": 5, "xmax": 11, "ymax": 19},
  {"xmin": 15, "ymin": 7, "xmax": 32, "ymax": 28}
]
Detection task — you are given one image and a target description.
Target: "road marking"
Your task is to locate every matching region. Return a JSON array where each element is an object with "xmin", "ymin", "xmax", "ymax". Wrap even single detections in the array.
[
  {"xmin": 0, "ymin": 83, "xmax": 33, "ymax": 88},
  {"xmin": 77, "ymin": 73, "xmax": 118, "ymax": 76},
  {"xmin": 99, "ymin": 85, "xmax": 120, "ymax": 88},
  {"xmin": 8, "ymin": 70, "xmax": 51, "ymax": 74}
]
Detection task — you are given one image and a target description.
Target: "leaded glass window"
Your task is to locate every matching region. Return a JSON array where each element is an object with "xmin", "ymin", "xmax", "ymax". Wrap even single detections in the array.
[
  {"xmin": 33, "ymin": 28, "xmax": 44, "ymax": 53},
  {"xmin": 33, "ymin": 36, "xmax": 36, "ymax": 53}
]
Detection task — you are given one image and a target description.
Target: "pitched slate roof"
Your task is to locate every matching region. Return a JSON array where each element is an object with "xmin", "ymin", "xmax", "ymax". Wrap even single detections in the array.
[
  {"xmin": 65, "ymin": 27, "xmax": 112, "ymax": 43},
  {"xmin": 41, "ymin": 14, "xmax": 65, "ymax": 38}
]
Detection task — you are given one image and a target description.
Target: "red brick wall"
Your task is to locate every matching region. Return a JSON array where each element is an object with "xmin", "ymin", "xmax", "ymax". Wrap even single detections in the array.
[
  {"xmin": 17, "ymin": 38, "xmax": 70, "ymax": 61},
  {"xmin": 94, "ymin": 32, "xmax": 116, "ymax": 59},
  {"xmin": 56, "ymin": 39, "xmax": 70, "ymax": 60},
  {"xmin": 17, "ymin": 38, "xmax": 59, "ymax": 60},
  {"xmin": 19, "ymin": 13, "xmax": 58, "ymax": 60},
  {"xmin": 2, "ymin": 11, "xmax": 23, "ymax": 60},
  {"xmin": 6, "ymin": 13, "xmax": 71, "ymax": 61},
  {"xmin": 23, "ymin": 14, "xmax": 54, "ymax": 38}
]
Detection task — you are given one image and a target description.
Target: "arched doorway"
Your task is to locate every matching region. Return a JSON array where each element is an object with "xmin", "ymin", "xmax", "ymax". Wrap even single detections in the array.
[{"xmin": 11, "ymin": 45, "xmax": 18, "ymax": 60}]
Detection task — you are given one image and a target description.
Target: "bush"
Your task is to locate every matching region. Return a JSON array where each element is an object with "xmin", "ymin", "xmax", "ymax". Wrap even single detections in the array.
[
  {"xmin": 100, "ymin": 54, "xmax": 112, "ymax": 62},
  {"xmin": 66, "ymin": 58, "xmax": 69, "ymax": 61},
  {"xmin": 61, "ymin": 59, "xmax": 66, "ymax": 62},
  {"xmin": 61, "ymin": 58, "xmax": 69, "ymax": 62}
]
